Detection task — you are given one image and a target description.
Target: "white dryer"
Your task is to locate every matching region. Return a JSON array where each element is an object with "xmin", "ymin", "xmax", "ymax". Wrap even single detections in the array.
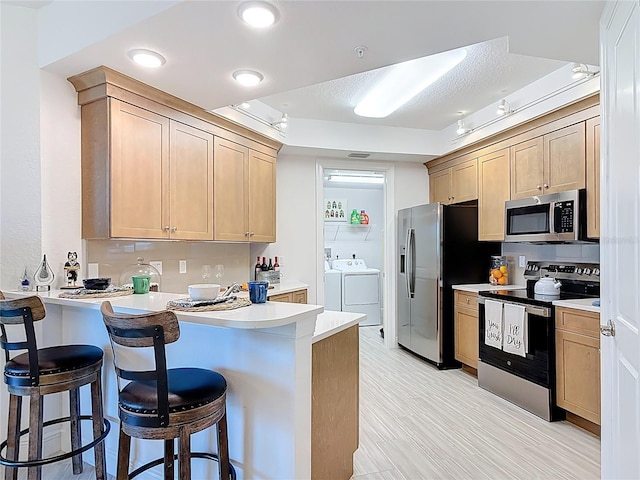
[
  {"xmin": 332, "ymin": 259, "xmax": 381, "ymax": 326},
  {"xmin": 324, "ymin": 260, "xmax": 342, "ymax": 311}
]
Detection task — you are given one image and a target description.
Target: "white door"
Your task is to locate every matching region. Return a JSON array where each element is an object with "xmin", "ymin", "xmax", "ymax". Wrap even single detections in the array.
[{"xmin": 601, "ymin": 2, "xmax": 640, "ymax": 478}]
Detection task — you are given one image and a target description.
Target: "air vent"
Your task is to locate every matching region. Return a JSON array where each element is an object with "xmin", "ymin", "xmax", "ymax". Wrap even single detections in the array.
[{"xmin": 347, "ymin": 152, "xmax": 370, "ymax": 159}]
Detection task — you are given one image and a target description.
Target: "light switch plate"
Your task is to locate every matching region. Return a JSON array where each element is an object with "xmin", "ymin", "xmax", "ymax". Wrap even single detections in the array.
[
  {"xmin": 150, "ymin": 261, "xmax": 163, "ymax": 275},
  {"xmin": 179, "ymin": 260, "xmax": 187, "ymax": 274},
  {"xmin": 87, "ymin": 263, "xmax": 99, "ymax": 278},
  {"xmin": 519, "ymin": 255, "xmax": 526, "ymax": 268}
]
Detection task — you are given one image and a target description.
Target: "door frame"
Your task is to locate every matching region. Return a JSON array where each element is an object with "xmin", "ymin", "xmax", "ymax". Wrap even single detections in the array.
[{"xmin": 315, "ymin": 159, "xmax": 397, "ymax": 349}]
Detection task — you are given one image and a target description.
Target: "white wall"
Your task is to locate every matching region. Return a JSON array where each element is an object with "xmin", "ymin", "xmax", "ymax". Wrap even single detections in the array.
[
  {"xmin": 40, "ymin": 70, "xmax": 84, "ymax": 286},
  {"xmin": 0, "ymin": 5, "xmax": 42, "ymax": 290},
  {"xmin": 324, "ymin": 184, "xmax": 384, "ymax": 269},
  {"xmin": 251, "ymin": 154, "xmax": 319, "ymax": 302}
]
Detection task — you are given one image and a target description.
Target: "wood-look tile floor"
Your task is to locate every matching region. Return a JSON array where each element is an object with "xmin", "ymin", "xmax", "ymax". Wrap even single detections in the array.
[
  {"xmin": 352, "ymin": 325, "xmax": 600, "ymax": 480},
  {"xmin": 1, "ymin": 325, "xmax": 600, "ymax": 480}
]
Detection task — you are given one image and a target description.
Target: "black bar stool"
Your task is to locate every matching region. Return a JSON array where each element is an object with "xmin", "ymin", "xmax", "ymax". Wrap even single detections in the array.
[
  {"xmin": 100, "ymin": 301, "xmax": 235, "ymax": 480},
  {"xmin": 0, "ymin": 293, "xmax": 110, "ymax": 480}
]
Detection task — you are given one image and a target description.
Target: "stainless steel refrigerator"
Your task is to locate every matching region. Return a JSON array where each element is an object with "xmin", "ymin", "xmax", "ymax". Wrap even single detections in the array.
[{"xmin": 397, "ymin": 202, "xmax": 499, "ymax": 368}]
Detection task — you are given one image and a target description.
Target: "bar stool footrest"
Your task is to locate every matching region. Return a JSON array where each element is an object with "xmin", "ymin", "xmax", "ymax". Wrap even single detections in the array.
[
  {"xmin": 0, "ymin": 415, "xmax": 111, "ymax": 468},
  {"xmin": 128, "ymin": 451, "xmax": 237, "ymax": 480}
]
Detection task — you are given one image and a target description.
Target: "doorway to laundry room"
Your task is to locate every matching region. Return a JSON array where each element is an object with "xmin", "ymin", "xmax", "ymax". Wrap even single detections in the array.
[{"xmin": 321, "ymin": 167, "xmax": 386, "ymax": 335}]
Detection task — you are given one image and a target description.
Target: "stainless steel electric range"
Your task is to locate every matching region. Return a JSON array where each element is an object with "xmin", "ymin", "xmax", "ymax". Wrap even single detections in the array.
[{"xmin": 477, "ymin": 261, "xmax": 600, "ymax": 421}]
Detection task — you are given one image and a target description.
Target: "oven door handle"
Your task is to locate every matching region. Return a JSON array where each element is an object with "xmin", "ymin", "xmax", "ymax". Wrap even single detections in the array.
[{"xmin": 477, "ymin": 297, "xmax": 551, "ymax": 318}]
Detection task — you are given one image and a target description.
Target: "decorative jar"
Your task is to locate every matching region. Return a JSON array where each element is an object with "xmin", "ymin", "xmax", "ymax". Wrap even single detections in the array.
[{"xmin": 489, "ymin": 255, "xmax": 508, "ymax": 285}]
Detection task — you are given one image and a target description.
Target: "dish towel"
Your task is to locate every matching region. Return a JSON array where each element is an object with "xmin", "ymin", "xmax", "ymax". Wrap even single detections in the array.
[
  {"xmin": 503, "ymin": 303, "xmax": 527, "ymax": 358},
  {"xmin": 484, "ymin": 299, "xmax": 503, "ymax": 350}
]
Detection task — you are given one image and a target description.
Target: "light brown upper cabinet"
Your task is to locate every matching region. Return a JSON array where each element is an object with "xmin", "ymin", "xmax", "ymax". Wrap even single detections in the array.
[
  {"xmin": 429, "ymin": 159, "xmax": 478, "ymax": 204},
  {"xmin": 213, "ymin": 138, "xmax": 276, "ymax": 242},
  {"xmin": 511, "ymin": 123, "xmax": 586, "ymax": 199},
  {"xmin": 84, "ymin": 98, "xmax": 214, "ymax": 240},
  {"xmin": 478, "ymin": 148, "xmax": 510, "ymax": 241},
  {"xmin": 69, "ymin": 66, "xmax": 281, "ymax": 242},
  {"xmin": 586, "ymin": 117, "xmax": 600, "ymax": 238}
]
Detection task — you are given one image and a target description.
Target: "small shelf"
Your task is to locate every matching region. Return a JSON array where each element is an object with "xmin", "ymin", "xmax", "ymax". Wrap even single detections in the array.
[{"xmin": 324, "ymin": 223, "xmax": 375, "ymax": 242}]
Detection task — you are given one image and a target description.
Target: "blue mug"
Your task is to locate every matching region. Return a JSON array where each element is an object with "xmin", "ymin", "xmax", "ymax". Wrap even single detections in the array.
[{"xmin": 248, "ymin": 281, "xmax": 268, "ymax": 303}]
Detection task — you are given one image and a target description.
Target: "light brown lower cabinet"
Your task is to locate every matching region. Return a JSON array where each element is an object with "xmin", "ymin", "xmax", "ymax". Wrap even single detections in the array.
[
  {"xmin": 267, "ymin": 289, "xmax": 308, "ymax": 304},
  {"xmin": 312, "ymin": 325, "xmax": 359, "ymax": 480},
  {"xmin": 555, "ymin": 307, "xmax": 601, "ymax": 433},
  {"xmin": 454, "ymin": 290, "xmax": 479, "ymax": 370}
]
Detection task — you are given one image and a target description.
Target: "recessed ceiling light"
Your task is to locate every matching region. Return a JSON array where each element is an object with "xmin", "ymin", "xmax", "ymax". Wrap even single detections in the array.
[
  {"xmin": 233, "ymin": 70, "xmax": 264, "ymax": 87},
  {"xmin": 238, "ymin": 1, "xmax": 279, "ymax": 28},
  {"xmin": 127, "ymin": 49, "xmax": 166, "ymax": 68},
  {"xmin": 240, "ymin": 102, "xmax": 251, "ymax": 109},
  {"xmin": 354, "ymin": 48, "xmax": 467, "ymax": 118}
]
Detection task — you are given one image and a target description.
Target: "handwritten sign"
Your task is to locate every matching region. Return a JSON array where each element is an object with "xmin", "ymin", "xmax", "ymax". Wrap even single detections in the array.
[
  {"xmin": 503, "ymin": 303, "xmax": 527, "ymax": 357},
  {"xmin": 484, "ymin": 300, "xmax": 503, "ymax": 349}
]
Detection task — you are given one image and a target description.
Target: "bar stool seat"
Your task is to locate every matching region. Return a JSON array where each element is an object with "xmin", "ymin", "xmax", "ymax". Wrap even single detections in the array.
[
  {"xmin": 120, "ymin": 367, "xmax": 226, "ymax": 417},
  {"xmin": 5, "ymin": 345, "xmax": 103, "ymax": 384},
  {"xmin": 0, "ymin": 293, "xmax": 110, "ymax": 480},
  {"xmin": 101, "ymin": 301, "xmax": 235, "ymax": 480}
]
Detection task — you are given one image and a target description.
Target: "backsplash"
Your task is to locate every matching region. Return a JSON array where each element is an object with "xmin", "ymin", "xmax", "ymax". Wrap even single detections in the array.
[
  {"xmin": 502, "ymin": 242, "xmax": 600, "ymax": 285},
  {"xmin": 86, "ymin": 240, "xmax": 250, "ymax": 294}
]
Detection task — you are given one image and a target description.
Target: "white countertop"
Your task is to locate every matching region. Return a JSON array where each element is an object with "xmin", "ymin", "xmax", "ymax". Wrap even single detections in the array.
[
  {"xmin": 553, "ymin": 298, "xmax": 601, "ymax": 314},
  {"xmin": 313, "ymin": 311, "xmax": 364, "ymax": 343},
  {"xmin": 266, "ymin": 281, "xmax": 308, "ymax": 296},
  {"xmin": 452, "ymin": 283, "xmax": 527, "ymax": 293},
  {"xmin": 4, "ymin": 282, "xmax": 322, "ymax": 330}
]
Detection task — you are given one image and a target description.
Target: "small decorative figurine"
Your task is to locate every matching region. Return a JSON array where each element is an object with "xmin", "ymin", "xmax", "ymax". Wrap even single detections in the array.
[
  {"xmin": 63, "ymin": 251, "xmax": 80, "ymax": 288},
  {"xmin": 34, "ymin": 254, "xmax": 55, "ymax": 291}
]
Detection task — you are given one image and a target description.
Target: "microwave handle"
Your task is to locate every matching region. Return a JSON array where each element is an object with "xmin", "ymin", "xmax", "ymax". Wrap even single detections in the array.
[{"xmin": 550, "ymin": 201, "xmax": 556, "ymax": 234}]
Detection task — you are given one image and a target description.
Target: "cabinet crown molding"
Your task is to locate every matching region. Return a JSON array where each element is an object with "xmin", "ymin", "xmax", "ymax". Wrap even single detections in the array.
[{"xmin": 68, "ymin": 65, "xmax": 282, "ymax": 152}]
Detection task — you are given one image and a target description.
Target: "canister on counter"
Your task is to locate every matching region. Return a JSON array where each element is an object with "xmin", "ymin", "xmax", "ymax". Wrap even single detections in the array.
[{"xmin": 489, "ymin": 255, "xmax": 508, "ymax": 285}]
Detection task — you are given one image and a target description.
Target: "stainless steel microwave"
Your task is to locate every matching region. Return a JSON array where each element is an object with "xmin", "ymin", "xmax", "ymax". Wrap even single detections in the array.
[{"xmin": 504, "ymin": 189, "xmax": 589, "ymax": 242}]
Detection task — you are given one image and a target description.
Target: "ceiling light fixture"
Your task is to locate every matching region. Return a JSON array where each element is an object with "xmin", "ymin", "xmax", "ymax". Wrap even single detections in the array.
[
  {"xmin": 496, "ymin": 99, "xmax": 511, "ymax": 116},
  {"xmin": 571, "ymin": 63, "xmax": 596, "ymax": 79},
  {"xmin": 240, "ymin": 102, "xmax": 251, "ymax": 109},
  {"xmin": 233, "ymin": 70, "xmax": 264, "ymax": 87},
  {"xmin": 456, "ymin": 119, "xmax": 468, "ymax": 136},
  {"xmin": 238, "ymin": 1, "xmax": 279, "ymax": 28},
  {"xmin": 354, "ymin": 48, "xmax": 467, "ymax": 118},
  {"xmin": 270, "ymin": 113, "xmax": 288, "ymax": 129},
  {"xmin": 328, "ymin": 174, "xmax": 384, "ymax": 184},
  {"xmin": 127, "ymin": 49, "xmax": 166, "ymax": 68}
]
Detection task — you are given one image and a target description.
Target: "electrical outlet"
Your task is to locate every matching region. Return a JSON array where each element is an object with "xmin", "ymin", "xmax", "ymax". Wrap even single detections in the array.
[
  {"xmin": 87, "ymin": 263, "xmax": 99, "ymax": 278},
  {"xmin": 519, "ymin": 255, "xmax": 526, "ymax": 268},
  {"xmin": 150, "ymin": 261, "xmax": 163, "ymax": 275},
  {"xmin": 324, "ymin": 248, "xmax": 331, "ymax": 259},
  {"xmin": 179, "ymin": 260, "xmax": 187, "ymax": 274}
]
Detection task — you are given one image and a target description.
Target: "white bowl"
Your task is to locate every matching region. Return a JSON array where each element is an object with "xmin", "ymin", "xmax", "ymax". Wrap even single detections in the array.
[{"xmin": 188, "ymin": 284, "xmax": 221, "ymax": 301}]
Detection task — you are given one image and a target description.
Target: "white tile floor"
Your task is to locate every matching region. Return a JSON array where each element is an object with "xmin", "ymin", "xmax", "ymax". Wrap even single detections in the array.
[
  {"xmin": 352, "ymin": 325, "xmax": 600, "ymax": 479},
  {"xmin": 1, "ymin": 325, "xmax": 600, "ymax": 480}
]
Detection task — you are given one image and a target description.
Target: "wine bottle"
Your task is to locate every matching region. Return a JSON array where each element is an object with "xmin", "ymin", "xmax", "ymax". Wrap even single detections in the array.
[
  {"xmin": 254, "ymin": 256, "xmax": 261, "ymax": 281},
  {"xmin": 261, "ymin": 257, "xmax": 268, "ymax": 271},
  {"xmin": 274, "ymin": 257, "xmax": 280, "ymax": 271},
  {"xmin": 268, "ymin": 258, "xmax": 273, "ymax": 271}
]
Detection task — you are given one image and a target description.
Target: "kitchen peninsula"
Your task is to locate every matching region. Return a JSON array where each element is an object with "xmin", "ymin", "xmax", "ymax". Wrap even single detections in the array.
[{"xmin": 2, "ymin": 289, "xmax": 361, "ymax": 480}]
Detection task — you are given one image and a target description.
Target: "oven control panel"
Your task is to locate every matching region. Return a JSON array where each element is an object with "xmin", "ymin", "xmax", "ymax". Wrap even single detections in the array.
[{"xmin": 524, "ymin": 261, "xmax": 600, "ymax": 282}]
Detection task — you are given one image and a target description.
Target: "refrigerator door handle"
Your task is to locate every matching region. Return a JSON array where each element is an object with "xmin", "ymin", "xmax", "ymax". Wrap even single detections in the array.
[
  {"xmin": 405, "ymin": 228, "xmax": 412, "ymax": 298},
  {"xmin": 409, "ymin": 228, "xmax": 416, "ymax": 298}
]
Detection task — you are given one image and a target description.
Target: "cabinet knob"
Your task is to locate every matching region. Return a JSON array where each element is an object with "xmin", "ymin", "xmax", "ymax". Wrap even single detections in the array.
[
  {"xmin": 164, "ymin": 226, "xmax": 170, "ymax": 231},
  {"xmin": 536, "ymin": 185, "xmax": 542, "ymax": 190},
  {"xmin": 448, "ymin": 196, "xmax": 452, "ymax": 201},
  {"xmin": 245, "ymin": 232, "xmax": 250, "ymax": 237},
  {"xmin": 171, "ymin": 226, "xmax": 177, "ymax": 232},
  {"xmin": 250, "ymin": 232, "xmax": 255, "ymax": 236},
  {"xmin": 543, "ymin": 184, "xmax": 549, "ymax": 189},
  {"xmin": 466, "ymin": 298, "xmax": 470, "ymax": 304}
]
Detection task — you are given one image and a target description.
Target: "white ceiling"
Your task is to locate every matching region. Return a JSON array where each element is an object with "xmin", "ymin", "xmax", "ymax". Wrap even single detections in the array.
[{"xmin": 38, "ymin": 0, "xmax": 604, "ymax": 141}]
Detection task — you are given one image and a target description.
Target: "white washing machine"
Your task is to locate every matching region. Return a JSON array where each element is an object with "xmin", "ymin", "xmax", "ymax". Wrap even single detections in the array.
[
  {"xmin": 332, "ymin": 259, "xmax": 381, "ymax": 326},
  {"xmin": 324, "ymin": 260, "xmax": 342, "ymax": 311}
]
